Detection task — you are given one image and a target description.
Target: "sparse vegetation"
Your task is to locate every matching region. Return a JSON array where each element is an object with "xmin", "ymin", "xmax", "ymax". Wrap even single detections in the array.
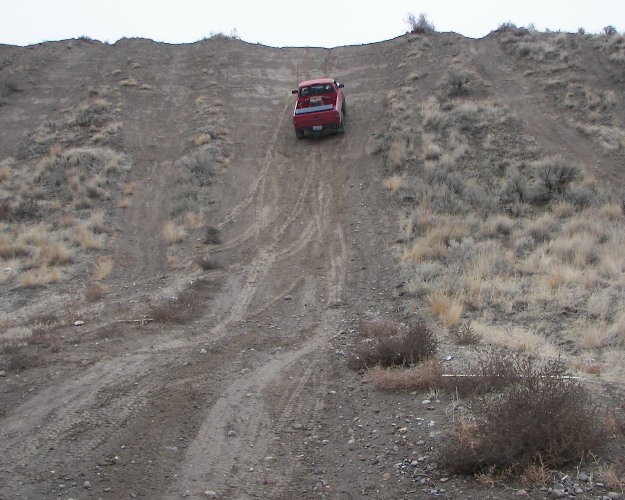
[
  {"xmin": 162, "ymin": 220, "xmax": 186, "ymax": 243},
  {"xmin": 406, "ymin": 13, "xmax": 435, "ymax": 34},
  {"xmin": 348, "ymin": 318, "xmax": 438, "ymax": 370},
  {"xmin": 440, "ymin": 355, "xmax": 605, "ymax": 475}
]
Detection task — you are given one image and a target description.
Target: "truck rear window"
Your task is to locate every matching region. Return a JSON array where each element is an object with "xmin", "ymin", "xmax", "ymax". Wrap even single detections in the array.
[{"xmin": 300, "ymin": 84, "xmax": 334, "ymax": 96}]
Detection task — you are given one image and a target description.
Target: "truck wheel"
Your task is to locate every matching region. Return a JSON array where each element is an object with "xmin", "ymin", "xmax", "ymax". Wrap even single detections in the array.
[
  {"xmin": 342, "ymin": 100, "xmax": 347, "ymax": 116},
  {"xmin": 337, "ymin": 121, "xmax": 345, "ymax": 134}
]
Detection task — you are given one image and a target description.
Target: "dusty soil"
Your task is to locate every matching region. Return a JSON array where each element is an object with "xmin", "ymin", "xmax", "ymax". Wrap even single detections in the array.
[{"xmin": 0, "ymin": 32, "xmax": 624, "ymax": 499}]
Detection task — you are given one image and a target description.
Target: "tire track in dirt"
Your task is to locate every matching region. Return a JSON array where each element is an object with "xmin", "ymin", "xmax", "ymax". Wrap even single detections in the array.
[
  {"xmin": 0, "ymin": 353, "xmax": 162, "ymax": 492},
  {"xmin": 167, "ymin": 313, "xmax": 336, "ymax": 499}
]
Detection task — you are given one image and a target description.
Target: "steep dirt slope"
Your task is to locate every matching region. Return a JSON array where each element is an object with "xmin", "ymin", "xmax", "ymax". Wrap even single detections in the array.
[{"xmin": 0, "ymin": 31, "xmax": 624, "ymax": 499}]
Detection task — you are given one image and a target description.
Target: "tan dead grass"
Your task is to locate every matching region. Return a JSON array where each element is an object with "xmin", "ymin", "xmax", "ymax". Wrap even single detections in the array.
[
  {"xmin": 544, "ymin": 265, "xmax": 579, "ymax": 292},
  {"xmin": 167, "ymin": 254, "xmax": 181, "ymax": 269},
  {"xmin": 93, "ymin": 255, "xmax": 113, "ymax": 280},
  {"xmin": 423, "ymin": 135, "xmax": 441, "ymax": 160},
  {"xmin": 193, "ymin": 133, "xmax": 211, "ymax": 146},
  {"xmin": 364, "ymin": 359, "xmax": 443, "ymax": 391},
  {"xmin": 387, "ymin": 139, "xmax": 407, "ymax": 170},
  {"xmin": 162, "ymin": 220, "xmax": 186, "ymax": 244},
  {"xmin": 471, "ymin": 321, "xmax": 560, "ymax": 358},
  {"xmin": 184, "ymin": 211, "xmax": 204, "ymax": 229},
  {"xmin": 401, "ymin": 238, "xmax": 446, "ymax": 263},
  {"xmin": 122, "ymin": 180, "xmax": 136, "ymax": 196},
  {"xmin": 89, "ymin": 210, "xmax": 107, "ymax": 234},
  {"xmin": 37, "ymin": 240, "xmax": 74, "ymax": 266},
  {"xmin": 85, "ymin": 283, "xmax": 108, "ymax": 301},
  {"xmin": 118, "ymin": 197, "xmax": 131, "ymax": 208},
  {"xmin": 0, "ymin": 163, "xmax": 11, "ymax": 182},
  {"xmin": 429, "ymin": 292, "xmax": 464, "ymax": 327},
  {"xmin": 70, "ymin": 225, "xmax": 104, "ymax": 250},
  {"xmin": 383, "ymin": 175, "xmax": 405, "ymax": 193},
  {"xmin": 119, "ymin": 78, "xmax": 138, "ymax": 87},
  {"xmin": 17, "ymin": 265, "xmax": 61, "ymax": 287}
]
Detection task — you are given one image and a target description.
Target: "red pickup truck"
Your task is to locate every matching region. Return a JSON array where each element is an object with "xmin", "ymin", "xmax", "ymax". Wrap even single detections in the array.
[{"xmin": 291, "ymin": 78, "xmax": 346, "ymax": 138}]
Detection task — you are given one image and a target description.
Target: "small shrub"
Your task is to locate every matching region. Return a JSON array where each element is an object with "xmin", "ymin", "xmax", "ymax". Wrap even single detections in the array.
[
  {"xmin": 348, "ymin": 319, "xmax": 438, "ymax": 370},
  {"xmin": 203, "ymin": 226, "xmax": 221, "ymax": 244},
  {"xmin": 450, "ymin": 323, "xmax": 481, "ymax": 345},
  {"xmin": 85, "ymin": 283, "xmax": 108, "ymax": 301},
  {"xmin": 162, "ymin": 220, "xmax": 186, "ymax": 243},
  {"xmin": 0, "ymin": 80, "xmax": 19, "ymax": 98},
  {"xmin": 440, "ymin": 355, "xmax": 605, "ymax": 475},
  {"xmin": 94, "ymin": 255, "xmax": 113, "ymax": 280},
  {"xmin": 365, "ymin": 358, "xmax": 443, "ymax": 391},
  {"xmin": 119, "ymin": 78, "xmax": 138, "ymax": 87},
  {"xmin": 406, "ymin": 13, "xmax": 435, "ymax": 34},
  {"xmin": 533, "ymin": 156, "xmax": 581, "ymax": 200},
  {"xmin": 387, "ymin": 139, "xmax": 407, "ymax": 171},
  {"xmin": 429, "ymin": 293, "xmax": 464, "ymax": 327},
  {"xmin": 148, "ymin": 301, "xmax": 189, "ymax": 324},
  {"xmin": 196, "ymin": 254, "xmax": 219, "ymax": 270},
  {"xmin": 443, "ymin": 69, "xmax": 474, "ymax": 98},
  {"xmin": 193, "ymin": 133, "xmax": 211, "ymax": 146},
  {"xmin": 17, "ymin": 265, "xmax": 62, "ymax": 287},
  {"xmin": 383, "ymin": 175, "xmax": 405, "ymax": 193}
]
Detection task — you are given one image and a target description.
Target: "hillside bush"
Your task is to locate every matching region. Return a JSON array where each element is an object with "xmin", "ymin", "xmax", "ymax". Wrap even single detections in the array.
[
  {"xmin": 534, "ymin": 156, "xmax": 581, "ymax": 198},
  {"xmin": 348, "ymin": 319, "xmax": 438, "ymax": 370},
  {"xmin": 440, "ymin": 355, "xmax": 605, "ymax": 474},
  {"xmin": 406, "ymin": 13, "xmax": 435, "ymax": 34}
]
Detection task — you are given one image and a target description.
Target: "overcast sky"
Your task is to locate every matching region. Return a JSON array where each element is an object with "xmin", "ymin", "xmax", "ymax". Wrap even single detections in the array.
[{"xmin": 2, "ymin": 0, "xmax": 623, "ymax": 48}]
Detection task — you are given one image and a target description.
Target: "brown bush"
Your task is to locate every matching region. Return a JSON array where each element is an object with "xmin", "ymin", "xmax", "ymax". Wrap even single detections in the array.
[
  {"xmin": 439, "ymin": 355, "xmax": 605, "ymax": 475},
  {"xmin": 449, "ymin": 323, "xmax": 481, "ymax": 346},
  {"xmin": 365, "ymin": 358, "xmax": 443, "ymax": 391},
  {"xmin": 348, "ymin": 319, "xmax": 438, "ymax": 370}
]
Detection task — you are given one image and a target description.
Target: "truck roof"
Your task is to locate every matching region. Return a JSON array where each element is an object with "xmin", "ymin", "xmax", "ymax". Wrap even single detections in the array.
[{"xmin": 298, "ymin": 78, "xmax": 335, "ymax": 88}]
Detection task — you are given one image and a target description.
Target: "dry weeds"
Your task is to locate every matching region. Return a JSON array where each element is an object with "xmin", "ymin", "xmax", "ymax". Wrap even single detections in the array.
[{"xmin": 162, "ymin": 220, "xmax": 186, "ymax": 243}]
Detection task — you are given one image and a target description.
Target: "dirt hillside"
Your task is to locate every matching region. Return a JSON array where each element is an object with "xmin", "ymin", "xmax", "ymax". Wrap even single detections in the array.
[{"xmin": 1, "ymin": 30, "xmax": 625, "ymax": 499}]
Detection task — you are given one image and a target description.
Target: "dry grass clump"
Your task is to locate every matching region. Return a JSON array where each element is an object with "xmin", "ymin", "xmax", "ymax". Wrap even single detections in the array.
[
  {"xmin": 576, "ymin": 123, "xmax": 625, "ymax": 151},
  {"xmin": 119, "ymin": 78, "xmax": 138, "ymax": 87},
  {"xmin": 449, "ymin": 323, "xmax": 481, "ymax": 345},
  {"xmin": 195, "ymin": 254, "xmax": 219, "ymax": 271},
  {"xmin": 429, "ymin": 292, "xmax": 464, "ymax": 327},
  {"xmin": 472, "ymin": 322, "xmax": 559, "ymax": 358},
  {"xmin": 85, "ymin": 283, "xmax": 108, "ymax": 302},
  {"xmin": 17, "ymin": 265, "xmax": 61, "ymax": 287},
  {"xmin": 348, "ymin": 318, "xmax": 438, "ymax": 370},
  {"xmin": 387, "ymin": 138, "xmax": 407, "ymax": 171},
  {"xmin": 70, "ymin": 225, "xmax": 104, "ymax": 250},
  {"xmin": 365, "ymin": 358, "xmax": 443, "ymax": 391},
  {"xmin": 162, "ymin": 220, "xmax": 186, "ymax": 243},
  {"xmin": 184, "ymin": 211, "xmax": 204, "ymax": 229},
  {"xmin": 440, "ymin": 356, "xmax": 605, "ymax": 475},
  {"xmin": 193, "ymin": 133, "xmax": 211, "ymax": 146},
  {"xmin": 93, "ymin": 255, "xmax": 113, "ymax": 280},
  {"xmin": 383, "ymin": 175, "xmax": 405, "ymax": 193}
]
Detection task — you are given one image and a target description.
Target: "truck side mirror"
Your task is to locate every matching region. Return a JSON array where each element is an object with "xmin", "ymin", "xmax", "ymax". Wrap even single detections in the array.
[
  {"xmin": 291, "ymin": 89, "xmax": 299, "ymax": 94},
  {"xmin": 337, "ymin": 84, "xmax": 344, "ymax": 88}
]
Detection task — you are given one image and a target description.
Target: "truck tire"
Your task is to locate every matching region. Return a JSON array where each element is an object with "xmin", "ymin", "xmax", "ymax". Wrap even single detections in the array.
[
  {"xmin": 296, "ymin": 130, "xmax": 304, "ymax": 139},
  {"xmin": 342, "ymin": 99, "xmax": 347, "ymax": 116}
]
